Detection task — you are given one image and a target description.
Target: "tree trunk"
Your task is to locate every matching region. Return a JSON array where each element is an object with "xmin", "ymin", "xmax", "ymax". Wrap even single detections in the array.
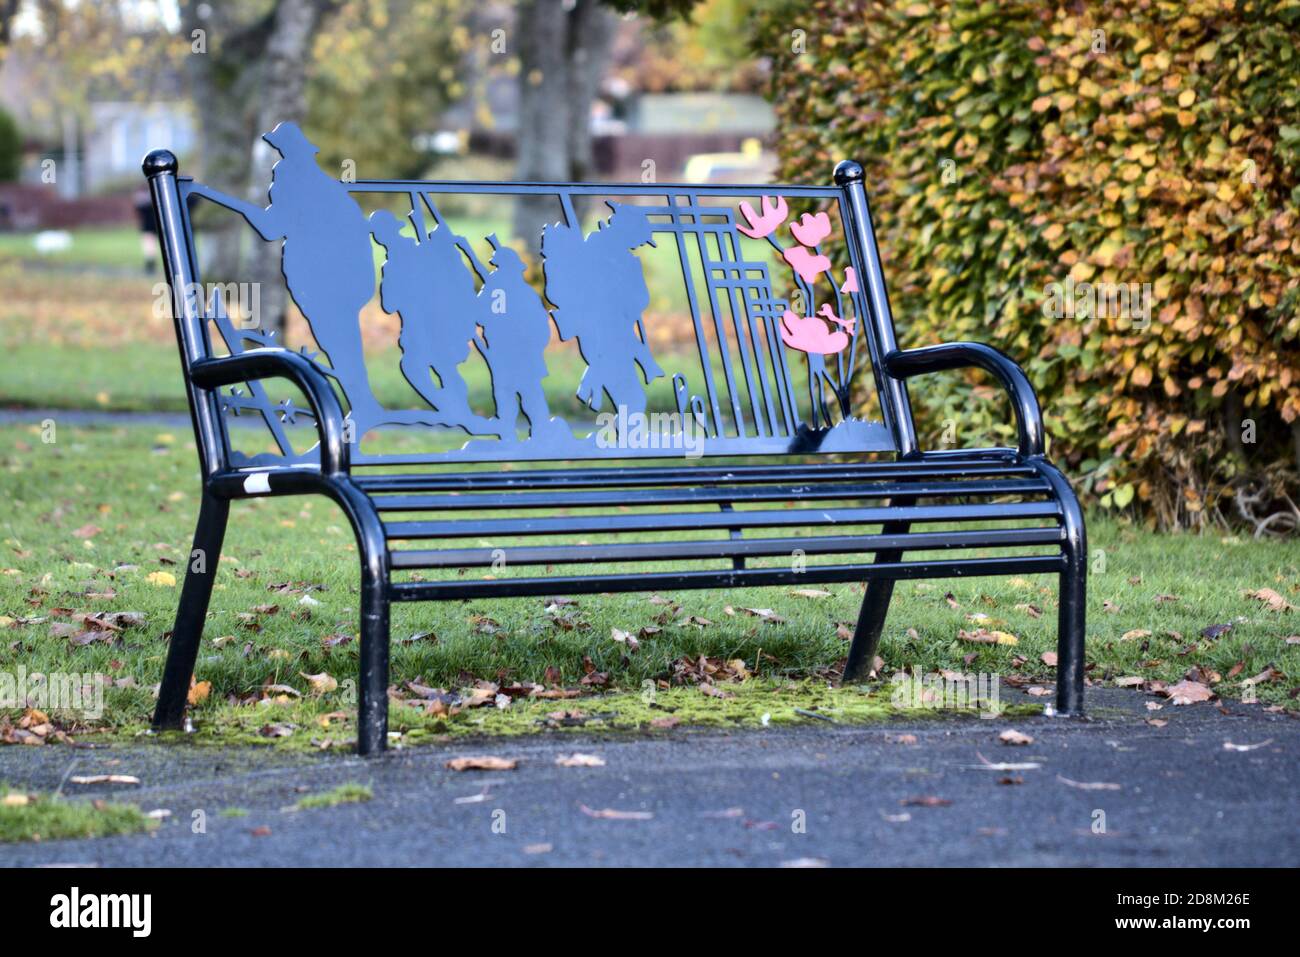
[
  {"xmin": 245, "ymin": 0, "xmax": 329, "ymax": 341},
  {"xmin": 180, "ymin": 0, "xmax": 335, "ymax": 337},
  {"xmin": 512, "ymin": 0, "xmax": 616, "ymax": 255},
  {"xmin": 181, "ymin": 1, "xmax": 269, "ymax": 284}
]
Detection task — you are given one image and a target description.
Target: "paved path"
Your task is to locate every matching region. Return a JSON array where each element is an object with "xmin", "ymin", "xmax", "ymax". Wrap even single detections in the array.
[{"xmin": 1, "ymin": 689, "xmax": 1295, "ymax": 867}]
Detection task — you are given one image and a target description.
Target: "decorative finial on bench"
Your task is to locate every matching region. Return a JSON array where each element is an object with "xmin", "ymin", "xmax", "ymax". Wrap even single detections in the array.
[
  {"xmin": 142, "ymin": 149, "xmax": 179, "ymax": 178},
  {"xmin": 833, "ymin": 160, "xmax": 865, "ymax": 187}
]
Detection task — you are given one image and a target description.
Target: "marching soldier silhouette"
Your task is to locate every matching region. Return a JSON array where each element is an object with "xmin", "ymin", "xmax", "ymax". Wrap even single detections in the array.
[{"xmin": 189, "ymin": 122, "xmax": 386, "ymax": 429}]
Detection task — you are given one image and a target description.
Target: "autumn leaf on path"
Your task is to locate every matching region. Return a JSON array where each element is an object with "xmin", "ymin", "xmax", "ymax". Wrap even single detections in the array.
[
  {"xmin": 445, "ymin": 756, "xmax": 518, "ymax": 772},
  {"xmin": 555, "ymin": 753, "xmax": 605, "ymax": 768},
  {"xmin": 998, "ymin": 729, "xmax": 1034, "ymax": 746},
  {"xmin": 1163, "ymin": 680, "xmax": 1214, "ymax": 705},
  {"xmin": 971, "ymin": 751, "xmax": 1041, "ymax": 771},
  {"xmin": 1223, "ymin": 739, "xmax": 1273, "ymax": 752}
]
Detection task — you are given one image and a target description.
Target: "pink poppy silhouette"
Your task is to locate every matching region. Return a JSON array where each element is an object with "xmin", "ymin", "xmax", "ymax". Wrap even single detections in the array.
[
  {"xmin": 840, "ymin": 266, "xmax": 858, "ymax": 294},
  {"xmin": 780, "ymin": 309, "xmax": 849, "ymax": 355},
  {"xmin": 790, "ymin": 211, "xmax": 832, "ymax": 247},
  {"xmin": 817, "ymin": 303, "xmax": 856, "ymax": 336},
  {"xmin": 736, "ymin": 195, "xmax": 788, "ymax": 239},
  {"xmin": 783, "ymin": 245, "xmax": 832, "ymax": 284}
]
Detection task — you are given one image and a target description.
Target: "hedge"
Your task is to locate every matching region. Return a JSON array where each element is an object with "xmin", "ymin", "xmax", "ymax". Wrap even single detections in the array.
[{"xmin": 755, "ymin": 0, "xmax": 1300, "ymax": 529}]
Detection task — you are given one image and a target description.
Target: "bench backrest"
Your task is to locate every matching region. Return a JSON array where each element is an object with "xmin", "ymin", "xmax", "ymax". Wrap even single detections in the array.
[{"xmin": 145, "ymin": 129, "xmax": 919, "ymax": 474}]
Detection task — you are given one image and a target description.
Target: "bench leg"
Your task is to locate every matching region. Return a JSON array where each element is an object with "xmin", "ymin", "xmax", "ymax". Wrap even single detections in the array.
[
  {"xmin": 1035, "ymin": 460, "xmax": 1087, "ymax": 715},
  {"xmin": 153, "ymin": 491, "xmax": 229, "ymax": 730},
  {"xmin": 844, "ymin": 509, "xmax": 912, "ymax": 683},
  {"xmin": 356, "ymin": 580, "xmax": 390, "ymax": 756},
  {"xmin": 1055, "ymin": 546, "xmax": 1086, "ymax": 715}
]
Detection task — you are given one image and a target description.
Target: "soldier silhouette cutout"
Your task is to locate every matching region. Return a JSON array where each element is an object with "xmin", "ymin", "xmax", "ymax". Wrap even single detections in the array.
[
  {"xmin": 467, "ymin": 236, "xmax": 567, "ymax": 442},
  {"xmin": 369, "ymin": 208, "xmax": 496, "ymax": 435},
  {"xmin": 187, "ymin": 122, "xmax": 388, "ymax": 429},
  {"xmin": 541, "ymin": 203, "xmax": 665, "ymax": 418}
]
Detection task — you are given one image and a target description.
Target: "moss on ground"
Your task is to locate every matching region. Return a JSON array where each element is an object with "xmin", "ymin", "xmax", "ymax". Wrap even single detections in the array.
[{"xmin": 0, "ymin": 785, "xmax": 156, "ymax": 843}]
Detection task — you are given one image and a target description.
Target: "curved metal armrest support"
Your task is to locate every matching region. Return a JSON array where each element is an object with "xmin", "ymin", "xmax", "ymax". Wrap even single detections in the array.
[
  {"xmin": 884, "ymin": 342, "xmax": 1044, "ymax": 458},
  {"xmin": 189, "ymin": 349, "xmax": 350, "ymax": 474}
]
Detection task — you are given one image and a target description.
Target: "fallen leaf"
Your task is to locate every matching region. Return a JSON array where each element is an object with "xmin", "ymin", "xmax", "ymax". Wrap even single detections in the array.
[
  {"xmin": 1241, "ymin": 667, "xmax": 1282, "ymax": 689},
  {"xmin": 299, "ymin": 672, "xmax": 338, "ymax": 695},
  {"xmin": 555, "ymin": 753, "xmax": 605, "ymax": 768},
  {"xmin": 999, "ymin": 729, "xmax": 1034, "ymax": 746},
  {"xmin": 1120, "ymin": 629, "xmax": 1152, "ymax": 641},
  {"xmin": 958, "ymin": 627, "xmax": 1018, "ymax": 646},
  {"xmin": 186, "ymin": 680, "xmax": 211, "ymax": 706},
  {"xmin": 900, "ymin": 796, "xmax": 951, "ymax": 807},
  {"xmin": 1223, "ymin": 739, "xmax": 1273, "ymax": 752},
  {"xmin": 1164, "ymin": 680, "xmax": 1214, "ymax": 705},
  {"xmin": 445, "ymin": 756, "xmax": 517, "ymax": 772},
  {"xmin": 973, "ymin": 751, "xmax": 1041, "ymax": 771},
  {"xmin": 1040, "ymin": 652, "xmax": 1058, "ymax": 667},
  {"xmin": 1245, "ymin": 588, "xmax": 1296, "ymax": 612},
  {"xmin": 145, "ymin": 571, "xmax": 176, "ymax": 587},
  {"xmin": 610, "ymin": 627, "xmax": 639, "ymax": 652},
  {"xmin": 69, "ymin": 774, "xmax": 140, "ymax": 785}
]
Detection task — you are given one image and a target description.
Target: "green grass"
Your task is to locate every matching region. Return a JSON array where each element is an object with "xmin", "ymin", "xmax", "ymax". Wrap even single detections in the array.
[
  {"xmin": 293, "ymin": 782, "xmax": 372, "ymax": 810},
  {"xmin": 0, "ymin": 227, "xmax": 146, "ymax": 270},
  {"xmin": 1, "ymin": 422, "xmax": 1297, "ymax": 752},
  {"xmin": 0, "ymin": 785, "xmax": 155, "ymax": 843}
]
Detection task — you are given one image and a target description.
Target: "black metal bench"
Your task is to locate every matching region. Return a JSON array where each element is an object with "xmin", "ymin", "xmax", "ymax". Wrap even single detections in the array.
[{"xmin": 142, "ymin": 123, "xmax": 1085, "ymax": 754}]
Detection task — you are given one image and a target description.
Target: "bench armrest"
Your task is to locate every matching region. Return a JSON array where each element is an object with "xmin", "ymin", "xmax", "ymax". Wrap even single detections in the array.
[
  {"xmin": 884, "ymin": 342, "xmax": 1044, "ymax": 458},
  {"xmin": 189, "ymin": 349, "xmax": 350, "ymax": 475}
]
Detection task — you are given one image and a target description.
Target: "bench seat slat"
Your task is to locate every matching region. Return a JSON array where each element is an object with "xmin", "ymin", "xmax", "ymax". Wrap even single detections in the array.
[
  {"xmin": 352, "ymin": 459, "xmax": 1036, "ymax": 494},
  {"xmin": 383, "ymin": 500, "xmax": 1062, "ymax": 540},
  {"xmin": 370, "ymin": 477, "xmax": 1050, "ymax": 512},
  {"xmin": 389, "ymin": 525, "xmax": 1065, "ymax": 569},
  {"xmin": 389, "ymin": 554, "xmax": 1067, "ymax": 600}
]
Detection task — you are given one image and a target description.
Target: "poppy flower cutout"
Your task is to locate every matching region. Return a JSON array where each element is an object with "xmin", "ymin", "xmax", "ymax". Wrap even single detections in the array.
[
  {"xmin": 840, "ymin": 266, "xmax": 858, "ymax": 294},
  {"xmin": 790, "ymin": 211, "xmax": 832, "ymax": 248},
  {"xmin": 779, "ymin": 309, "xmax": 849, "ymax": 355},
  {"xmin": 737, "ymin": 195, "xmax": 789, "ymax": 239},
  {"xmin": 783, "ymin": 244, "xmax": 832, "ymax": 285}
]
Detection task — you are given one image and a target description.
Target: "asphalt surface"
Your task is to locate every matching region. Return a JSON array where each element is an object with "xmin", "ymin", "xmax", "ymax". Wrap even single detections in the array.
[{"xmin": 0, "ymin": 688, "xmax": 1296, "ymax": 867}]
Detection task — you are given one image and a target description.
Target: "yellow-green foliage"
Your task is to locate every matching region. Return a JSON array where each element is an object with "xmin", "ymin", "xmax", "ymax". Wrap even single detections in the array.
[{"xmin": 757, "ymin": 0, "xmax": 1300, "ymax": 526}]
